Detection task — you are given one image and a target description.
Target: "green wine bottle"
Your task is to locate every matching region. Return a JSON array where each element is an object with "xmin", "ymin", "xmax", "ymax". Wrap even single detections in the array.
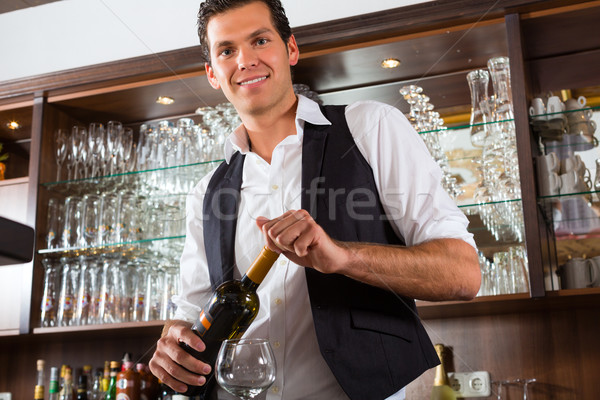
[
  {"xmin": 430, "ymin": 344, "xmax": 457, "ymax": 400},
  {"xmin": 180, "ymin": 246, "xmax": 279, "ymax": 397}
]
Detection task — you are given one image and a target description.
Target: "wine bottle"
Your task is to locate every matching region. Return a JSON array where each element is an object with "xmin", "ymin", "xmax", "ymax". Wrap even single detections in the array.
[
  {"xmin": 179, "ymin": 246, "xmax": 280, "ymax": 397},
  {"xmin": 34, "ymin": 359, "xmax": 45, "ymax": 400},
  {"xmin": 48, "ymin": 367, "xmax": 60, "ymax": 400},
  {"xmin": 430, "ymin": 344, "xmax": 457, "ymax": 400},
  {"xmin": 104, "ymin": 361, "xmax": 120, "ymax": 400}
]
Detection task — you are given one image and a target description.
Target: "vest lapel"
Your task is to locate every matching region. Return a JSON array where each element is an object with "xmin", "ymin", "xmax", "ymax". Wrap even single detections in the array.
[
  {"xmin": 301, "ymin": 123, "xmax": 329, "ymax": 218},
  {"xmin": 203, "ymin": 152, "xmax": 245, "ymax": 289}
]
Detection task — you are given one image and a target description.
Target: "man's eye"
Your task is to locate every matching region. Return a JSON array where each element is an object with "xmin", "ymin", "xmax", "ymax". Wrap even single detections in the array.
[
  {"xmin": 256, "ymin": 38, "xmax": 268, "ymax": 46},
  {"xmin": 220, "ymin": 49, "xmax": 232, "ymax": 56}
]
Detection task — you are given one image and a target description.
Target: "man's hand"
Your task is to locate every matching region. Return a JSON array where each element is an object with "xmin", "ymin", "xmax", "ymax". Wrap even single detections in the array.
[
  {"xmin": 256, "ymin": 209, "xmax": 348, "ymax": 274},
  {"xmin": 149, "ymin": 320, "xmax": 213, "ymax": 393}
]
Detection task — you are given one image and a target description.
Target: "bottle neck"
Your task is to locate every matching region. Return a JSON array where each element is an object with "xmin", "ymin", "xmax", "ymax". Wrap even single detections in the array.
[
  {"xmin": 433, "ymin": 344, "xmax": 450, "ymax": 387},
  {"xmin": 241, "ymin": 246, "xmax": 280, "ymax": 290}
]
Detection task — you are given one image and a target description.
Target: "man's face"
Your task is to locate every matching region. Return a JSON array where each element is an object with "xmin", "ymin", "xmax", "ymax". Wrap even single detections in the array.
[{"xmin": 204, "ymin": 1, "xmax": 299, "ymax": 116}]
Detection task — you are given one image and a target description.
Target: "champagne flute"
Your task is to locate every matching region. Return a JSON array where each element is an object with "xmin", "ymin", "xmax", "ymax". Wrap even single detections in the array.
[
  {"xmin": 216, "ymin": 338, "xmax": 276, "ymax": 400},
  {"xmin": 55, "ymin": 128, "xmax": 69, "ymax": 181}
]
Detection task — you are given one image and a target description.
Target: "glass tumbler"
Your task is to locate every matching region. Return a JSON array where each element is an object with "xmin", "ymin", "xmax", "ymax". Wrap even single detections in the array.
[
  {"xmin": 40, "ymin": 257, "xmax": 60, "ymax": 327},
  {"xmin": 46, "ymin": 198, "xmax": 63, "ymax": 249},
  {"xmin": 81, "ymin": 194, "xmax": 102, "ymax": 248},
  {"xmin": 62, "ymin": 196, "xmax": 83, "ymax": 249},
  {"xmin": 57, "ymin": 257, "xmax": 80, "ymax": 327},
  {"xmin": 99, "ymin": 192, "xmax": 119, "ymax": 245}
]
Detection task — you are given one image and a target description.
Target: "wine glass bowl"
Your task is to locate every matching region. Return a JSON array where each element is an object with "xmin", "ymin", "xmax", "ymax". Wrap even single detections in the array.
[{"xmin": 216, "ymin": 338, "xmax": 276, "ymax": 400}]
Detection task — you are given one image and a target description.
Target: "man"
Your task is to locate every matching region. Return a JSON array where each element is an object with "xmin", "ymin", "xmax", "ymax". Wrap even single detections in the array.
[{"xmin": 149, "ymin": 1, "xmax": 481, "ymax": 399}]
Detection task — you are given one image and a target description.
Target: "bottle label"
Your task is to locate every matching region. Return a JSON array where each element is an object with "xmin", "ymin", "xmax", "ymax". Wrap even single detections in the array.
[
  {"xmin": 42, "ymin": 296, "xmax": 55, "ymax": 312},
  {"xmin": 195, "ymin": 310, "xmax": 213, "ymax": 335},
  {"xmin": 117, "ymin": 378, "xmax": 128, "ymax": 389},
  {"xmin": 116, "ymin": 394, "xmax": 130, "ymax": 400},
  {"xmin": 62, "ymin": 295, "xmax": 73, "ymax": 311}
]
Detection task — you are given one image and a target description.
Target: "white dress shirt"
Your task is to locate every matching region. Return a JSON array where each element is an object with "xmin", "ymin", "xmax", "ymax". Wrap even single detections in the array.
[{"xmin": 174, "ymin": 95, "xmax": 475, "ymax": 400}]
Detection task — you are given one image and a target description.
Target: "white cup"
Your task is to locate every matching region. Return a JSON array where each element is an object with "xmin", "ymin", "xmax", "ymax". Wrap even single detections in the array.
[
  {"xmin": 559, "ymin": 257, "xmax": 599, "ymax": 289},
  {"xmin": 537, "ymin": 152, "xmax": 561, "ymax": 174},
  {"xmin": 529, "ymin": 98, "xmax": 546, "ymax": 122},
  {"xmin": 570, "ymin": 120, "xmax": 596, "ymax": 138},
  {"xmin": 538, "ymin": 171, "xmax": 562, "ymax": 196},
  {"xmin": 559, "ymin": 170, "xmax": 589, "ymax": 193},
  {"xmin": 561, "ymin": 154, "xmax": 585, "ymax": 175},
  {"xmin": 547, "ymin": 96, "xmax": 565, "ymax": 114}
]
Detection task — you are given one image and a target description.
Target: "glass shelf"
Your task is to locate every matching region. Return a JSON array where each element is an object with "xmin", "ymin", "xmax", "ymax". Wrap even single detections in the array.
[
  {"xmin": 418, "ymin": 118, "xmax": 515, "ymax": 135},
  {"xmin": 38, "ymin": 235, "xmax": 185, "ymax": 258},
  {"xmin": 538, "ymin": 190, "xmax": 600, "ymax": 201},
  {"xmin": 41, "ymin": 159, "xmax": 224, "ymax": 196},
  {"xmin": 529, "ymin": 104, "xmax": 600, "ymax": 120}
]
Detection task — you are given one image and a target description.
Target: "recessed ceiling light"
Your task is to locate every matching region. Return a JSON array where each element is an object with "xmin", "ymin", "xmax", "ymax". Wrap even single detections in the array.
[
  {"xmin": 381, "ymin": 58, "xmax": 401, "ymax": 69},
  {"xmin": 7, "ymin": 121, "xmax": 21, "ymax": 130},
  {"xmin": 156, "ymin": 96, "xmax": 175, "ymax": 105}
]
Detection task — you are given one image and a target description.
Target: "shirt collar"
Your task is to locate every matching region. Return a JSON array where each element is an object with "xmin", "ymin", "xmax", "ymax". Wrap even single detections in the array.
[{"xmin": 223, "ymin": 94, "xmax": 331, "ymax": 163}]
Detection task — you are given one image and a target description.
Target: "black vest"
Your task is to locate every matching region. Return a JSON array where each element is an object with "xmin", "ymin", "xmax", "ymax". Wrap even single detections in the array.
[{"xmin": 202, "ymin": 105, "xmax": 439, "ymax": 399}]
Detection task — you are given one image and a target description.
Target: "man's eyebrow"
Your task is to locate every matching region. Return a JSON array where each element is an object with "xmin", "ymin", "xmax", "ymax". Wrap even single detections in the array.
[{"xmin": 213, "ymin": 28, "xmax": 274, "ymax": 50}]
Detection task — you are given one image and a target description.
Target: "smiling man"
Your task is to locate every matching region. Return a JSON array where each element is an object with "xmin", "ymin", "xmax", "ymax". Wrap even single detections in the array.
[{"xmin": 149, "ymin": 1, "xmax": 481, "ymax": 399}]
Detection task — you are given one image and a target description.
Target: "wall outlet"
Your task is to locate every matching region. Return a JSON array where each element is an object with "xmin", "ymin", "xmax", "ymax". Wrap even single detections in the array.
[
  {"xmin": 0, "ymin": 393, "xmax": 11, "ymax": 400},
  {"xmin": 448, "ymin": 371, "xmax": 491, "ymax": 397}
]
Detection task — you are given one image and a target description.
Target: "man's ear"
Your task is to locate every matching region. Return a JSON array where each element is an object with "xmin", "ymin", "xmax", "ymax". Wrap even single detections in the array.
[
  {"xmin": 287, "ymin": 34, "xmax": 299, "ymax": 67},
  {"xmin": 205, "ymin": 62, "xmax": 221, "ymax": 89}
]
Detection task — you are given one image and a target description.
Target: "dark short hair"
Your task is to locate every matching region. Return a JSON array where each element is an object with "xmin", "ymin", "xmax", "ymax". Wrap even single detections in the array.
[{"xmin": 197, "ymin": 0, "xmax": 292, "ymax": 64}]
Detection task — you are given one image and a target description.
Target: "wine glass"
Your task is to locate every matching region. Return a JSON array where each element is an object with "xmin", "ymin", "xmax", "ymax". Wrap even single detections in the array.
[
  {"xmin": 216, "ymin": 338, "xmax": 276, "ymax": 400},
  {"xmin": 55, "ymin": 128, "xmax": 69, "ymax": 181}
]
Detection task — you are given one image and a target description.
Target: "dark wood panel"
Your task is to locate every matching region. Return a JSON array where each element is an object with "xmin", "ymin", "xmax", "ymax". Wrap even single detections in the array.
[
  {"xmin": 294, "ymin": 22, "xmax": 508, "ymax": 95},
  {"xmin": 0, "ymin": 106, "xmax": 32, "ymax": 142},
  {"xmin": 0, "ymin": 326, "xmax": 162, "ymax": 399},
  {"xmin": 529, "ymin": 49, "xmax": 600, "ymax": 94},
  {"xmin": 521, "ymin": 3, "xmax": 600, "ymax": 61},
  {"xmin": 407, "ymin": 306, "xmax": 600, "ymax": 399},
  {"xmin": 293, "ymin": 0, "xmax": 593, "ymax": 52},
  {"xmin": 51, "ymin": 74, "xmax": 228, "ymax": 125}
]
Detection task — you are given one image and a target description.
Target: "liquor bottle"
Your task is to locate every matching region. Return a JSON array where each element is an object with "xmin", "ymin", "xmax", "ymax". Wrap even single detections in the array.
[
  {"xmin": 48, "ymin": 367, "xmax": 60, "ymax": 400},
  {"xmin": 104, "ymin": 361, "xmax": 120, "ymax": 400},
  {"xmin": 180, "ymin": 246, "xmax": 279, "ymax": 397},
  {"xmin": 116, "ymin": 353, "xmax": 140, "ymax": 400},
  {"xmin": 76, "ymin": 374, "xmax": 88, "ymax": 400},
  {"xmin": 136, "ymin": 363, "xmax": 157, "ymax": 400},
  {"xmin": 60, "ymin": 367, "xmax": 74, "ymax": 400},
  {"xmin": 82, "ymin": 365, "xmax": 93, "ymax": 399},
  {"xmin": 90, "ymin": 369, "xmax": 104, "ymax": 400},
  {"xmin": 102, "ymin": 361, "xmax": 110, "ymax": 392},
  {"xmin": 430, "ymin": 344, "xmax": 457, "ymax": 400},
  {"xmin": 34, "ymin": 359, "xmax": 45, "ymax": 400}
]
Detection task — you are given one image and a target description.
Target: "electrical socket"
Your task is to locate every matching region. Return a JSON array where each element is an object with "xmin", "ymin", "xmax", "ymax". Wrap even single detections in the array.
[
  {"xmin": 0, "ymin": 393, "xmax": 12, "ymax": 400},
  {"xmin": 448, "ymin": 371, "xmax": 491, "ymax": 397}
]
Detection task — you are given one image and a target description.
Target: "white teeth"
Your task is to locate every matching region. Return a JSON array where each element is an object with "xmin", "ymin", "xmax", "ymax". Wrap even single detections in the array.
[{"xmin": 240, "ymin": 76, "xmax": 266, "ymax": 85}]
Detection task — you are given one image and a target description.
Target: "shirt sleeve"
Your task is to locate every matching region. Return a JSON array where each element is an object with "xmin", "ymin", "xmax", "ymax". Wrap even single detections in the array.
[
  {"xmin": 345, "ymin": 100, "xmax": 476, "ymax": 249},
  {"xmin": 172, "ymin": 168, "xmax": 218, "ymax": 323}
]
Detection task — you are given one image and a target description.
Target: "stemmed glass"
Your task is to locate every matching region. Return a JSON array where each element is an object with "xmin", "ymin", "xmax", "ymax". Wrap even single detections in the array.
[
  {"xmin": 216, "ymin": 338, "xmax": 276, "ymax": 400},
  {"xmin": 55, "ymin": 128, "xmax": 69, "ymax": 181}
]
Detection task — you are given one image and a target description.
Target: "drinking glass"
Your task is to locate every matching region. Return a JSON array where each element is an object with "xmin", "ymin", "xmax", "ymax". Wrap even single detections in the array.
[
  {"xmin": 62, "ymin": 196, "xmax": 83, "ymax": 249},
  {"xmin": 160, "ymin": 264, "xmax": 180, "ymax": 320},
  {"xmin": 81, "ymin": 194, "xmax": 102, "ymax": 248},
  {"xmin": 57, "ymin": 257, "xmax": 80, "ymax": 327},
  {"xmin": 54, "ymin": 129, "xmax": 69, "ymax": 181},
  {"xmin": 46, "ymin": 198, "xmax": 63, "ymax": 249},
  {"xmin": 40, "ymin": 257, "xmax": 59, "ymax": 327},
  {"xmin": 70, "ymin": 125, "xmax": 87, "ymax": 180},
  {"xmin": 88, "ymin": 123, "xmax": 105, "ymax": 178},
  {"xmin": 99, "ymin": 193, "xmax": 119, "ymax": 245},
  {"xmin": 216, "ymin": 339, "xmax": 276, "ymax": 400},
  {"xmin": 76, "ymin": 255, "xmax": 100, "ymax": 325}
]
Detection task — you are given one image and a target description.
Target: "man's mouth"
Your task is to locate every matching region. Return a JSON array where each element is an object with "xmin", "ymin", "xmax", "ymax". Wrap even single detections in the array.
[{"xmin": 239, "ymin": 76, "xmax": 267, "ymax": 86}]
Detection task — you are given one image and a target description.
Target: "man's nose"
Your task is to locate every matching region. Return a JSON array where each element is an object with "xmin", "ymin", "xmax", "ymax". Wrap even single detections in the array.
[{"xmin": 237, "ymin": 47, "xmax": 258, "ymax": 70}]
